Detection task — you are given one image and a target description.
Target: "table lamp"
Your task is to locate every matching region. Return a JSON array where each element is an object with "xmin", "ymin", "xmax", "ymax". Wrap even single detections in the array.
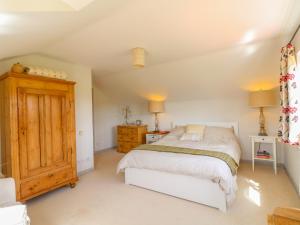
[
  {"xmin": 148, "ymin": 100, "xmax": 165, "ymax": 132},
  {"xmin": 249, "ymin": 90, "xmax": 276, "ymax": 136}
]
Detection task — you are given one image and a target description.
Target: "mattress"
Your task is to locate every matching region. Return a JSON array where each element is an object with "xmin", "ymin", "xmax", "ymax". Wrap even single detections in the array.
[{"xmin": 117, "ymin": 126, "xmax": 242, "ymax": 204}]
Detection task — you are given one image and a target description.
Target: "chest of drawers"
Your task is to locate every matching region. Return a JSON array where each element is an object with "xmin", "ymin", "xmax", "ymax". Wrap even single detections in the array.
[{"xmin": 117, "ymin": 125, "xmax": 147, "ymax": 153}]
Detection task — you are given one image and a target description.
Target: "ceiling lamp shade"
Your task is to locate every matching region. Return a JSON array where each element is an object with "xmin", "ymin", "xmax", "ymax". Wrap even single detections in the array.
[
  {"xmin": 132, "ymin": 47, "xmax": 145, "ymax": 68},
  {"xmin": 249, "ymin": 90, "xmax": 276, "ymax": 108},
  {"xmin": 148, "ymin": 100, "xmax": 165, "ymax": 113}
]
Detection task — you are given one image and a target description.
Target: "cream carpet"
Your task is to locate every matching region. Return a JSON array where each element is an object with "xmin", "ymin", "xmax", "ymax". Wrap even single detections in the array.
[{"xmin": 27, "ymin": 149, "xmax": 300, "ymax": 225}]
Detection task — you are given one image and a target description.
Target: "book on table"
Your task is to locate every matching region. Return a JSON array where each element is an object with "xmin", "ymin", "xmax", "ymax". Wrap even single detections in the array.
[{"xmin": 256, "ymin": 150, "xmax": 271, "ymax": 159}]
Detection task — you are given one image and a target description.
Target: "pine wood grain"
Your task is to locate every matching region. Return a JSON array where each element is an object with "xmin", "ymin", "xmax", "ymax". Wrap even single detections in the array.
[
  {"xmin": 0, "ymin": 72, "xmax": 78, "ymax": 201},
  {"xmin": 117, "ymin": 125, "xmax": 147, "ymax": 153},
  {"xmin": 268, "ymin": 207, "xmax": 300, "ymax": 225}
]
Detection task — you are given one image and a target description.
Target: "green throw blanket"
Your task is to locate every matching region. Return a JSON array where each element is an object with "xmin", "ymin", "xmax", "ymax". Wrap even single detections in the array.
[{"xmin": 133, "ymin": 144, "xmax": 238, "ymax": 175}]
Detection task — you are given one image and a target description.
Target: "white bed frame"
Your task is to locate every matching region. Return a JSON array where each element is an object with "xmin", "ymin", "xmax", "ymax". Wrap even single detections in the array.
[{"xmin": 124, "ymin": 122, "xmax": 239, "ymax": 212}]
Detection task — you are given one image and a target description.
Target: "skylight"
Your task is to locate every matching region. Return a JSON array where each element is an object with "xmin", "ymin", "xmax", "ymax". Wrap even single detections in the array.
[
  {"xmin": 0, "ymin": 0, "xmax": 94, "ymax": 11},
  {"xmin": 62, "ymin": 0, "xmax": 95, "ymax": 11}
]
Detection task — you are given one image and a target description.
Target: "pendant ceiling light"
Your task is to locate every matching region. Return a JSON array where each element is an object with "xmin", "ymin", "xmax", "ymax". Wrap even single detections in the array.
[{"xmin": 132, "ymin": 47, "xmax": 145, "ymax": 68}]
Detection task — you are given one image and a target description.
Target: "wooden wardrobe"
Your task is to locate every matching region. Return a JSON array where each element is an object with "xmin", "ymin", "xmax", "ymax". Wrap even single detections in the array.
[{"xmin": 0, "ymin": 72, "xmax": 78, "ymax": 201}]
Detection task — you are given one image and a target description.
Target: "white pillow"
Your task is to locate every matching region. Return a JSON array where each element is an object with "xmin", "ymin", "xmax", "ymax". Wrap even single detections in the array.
[
  {"xmin": 204, "ymin": 126, "xmax": 235, "ymax": 141},
  {"xmin": 186, "ymin": 124, "xmax": 206, "ymax": 140},
  {"xmin": 180, "ymin": 133, "xmax": 201, "ymax": 141}
]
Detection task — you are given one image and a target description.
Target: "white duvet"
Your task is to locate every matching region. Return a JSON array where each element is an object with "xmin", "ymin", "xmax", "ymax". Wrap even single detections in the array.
[{"xmin": 117, "ymin": 126, "xmax": 241, "ymax": 204}]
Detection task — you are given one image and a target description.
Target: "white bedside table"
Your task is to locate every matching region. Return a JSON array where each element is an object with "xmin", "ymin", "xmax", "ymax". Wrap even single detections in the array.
[
  {"xmin": 250, "ymin": 136, "xmax": 277, "ymax": 174},
  {"xmin": 146, "ymin": 131, "xmax": 169, "ymax": 144}
]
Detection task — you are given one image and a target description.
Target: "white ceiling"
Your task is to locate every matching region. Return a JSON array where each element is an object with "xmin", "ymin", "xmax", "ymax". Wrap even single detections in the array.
[
  {"xmin": 0, "ymin": 0, "xmax": 132, "ymax": 60},
  {"xmin": 62, "ymin": 0, "xmax": 95, "ymax": 10},
  {"xmin": 0, "ymin": 0, "xmax": 73, "ymax": 11},
  {"xmin": 42, "ymin": 0, "xmax": 299, "ymax": 75},
  {"xmin": 95, "ymin": 37, "xmax": 284, "ymax": 102},
  {"xmin": 0, "ymin": 0, "xmax": 298, "ymax": 73},
  {"xmin": 0, "ymin": 0, "xmax": 300, "ymax": 102}
]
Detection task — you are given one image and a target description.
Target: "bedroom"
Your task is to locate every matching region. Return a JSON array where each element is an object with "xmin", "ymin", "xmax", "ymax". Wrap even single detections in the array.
[{"xmin": 0, "ymin": 0, "xmax": 300, "ymax": 225}]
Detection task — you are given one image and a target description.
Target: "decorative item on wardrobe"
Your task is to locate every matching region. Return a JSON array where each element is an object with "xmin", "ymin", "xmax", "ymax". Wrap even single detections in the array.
[
  {"xmin": 26, "ymin": 65, "xmax": 68, "ymax": 79},
  {"xmin": 10, "ymin": 63, "xmax": 69, "ymax": 80},
  {"xmin": 278, "ymin": 24, "xmax": 300, "ymax": 145}
]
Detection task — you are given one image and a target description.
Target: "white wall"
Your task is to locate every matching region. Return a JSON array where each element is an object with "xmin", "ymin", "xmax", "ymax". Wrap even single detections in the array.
[
  {"xmin": 93, "ymin": 86, "xmax": 123, "ymax": 151},
  {"xmin": 93, "ymin": 90, "xmax": 283, "ymax": 162},
  {"xmin": 283, "ymin": 31, "xmax": 300, "ymax": 195},
  {"xmin": 93, "ymin": 38, "xmax": 284, "ymax": 162},
  {"xmin": 0, "ymin": 54, "xmax": 94, "ymax": 173},
  {"xmin": 284, "ymin": 145, "xmax": 300, "ymax": 194},
  {"xmin": 123, "ymin": 98, "xmax": 282, "ymax": 162}
]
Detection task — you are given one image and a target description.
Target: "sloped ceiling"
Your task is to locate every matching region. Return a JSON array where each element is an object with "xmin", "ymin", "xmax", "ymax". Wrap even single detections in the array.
[
  {"xmin": 0, "ymin": 0, "xmax": 132, "ymax": 59},
  {"xmin": 94, "ymin": 37, "xmax": 284, "ymax": 103},
  {"xmin": 0, "ymin": 0, "xmax": 300, "ymax": 101},
  {"xmin": 42, "ymin": 0, "xmax": 300, "ymax": 75}
]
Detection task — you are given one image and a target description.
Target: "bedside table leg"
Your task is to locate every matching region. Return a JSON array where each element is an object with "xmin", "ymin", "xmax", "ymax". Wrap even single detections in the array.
[
  {"xmin": 273, "ymin": 142, "xmax": 277, "ymax": 175},
  {"xmin": 252, "ymin": 140, "xmax": 255, "ymax": 172}
]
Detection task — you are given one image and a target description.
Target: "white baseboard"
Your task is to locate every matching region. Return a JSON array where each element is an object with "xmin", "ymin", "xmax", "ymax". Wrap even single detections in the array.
[
  {"xmin": 77, "ymin": 167, "xmax": 94, "ymax": 176},
  {"xmin": 94, "ymin": 146, "xmax": 116, "ymax": 153},
  {"xmin": 283, "ymin": 166, "xmax": 300, "ymax": 196}
]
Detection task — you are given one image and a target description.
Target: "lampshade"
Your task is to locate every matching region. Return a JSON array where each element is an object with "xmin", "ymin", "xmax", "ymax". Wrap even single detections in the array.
[
  {"xmin": 132, "ymin": 47, "xmax": 145, "ymax": 68},
  {"xmin": 148, "ymin": 100, "xmax": 165, "ymax": 113},
  {"xmin": 249, "ymin": 90, "xmax": 276, "ymax": 107}
]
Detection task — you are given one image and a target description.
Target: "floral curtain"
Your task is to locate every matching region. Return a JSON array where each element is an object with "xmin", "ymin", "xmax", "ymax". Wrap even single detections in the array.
[{"xmin": 278, "ymin": 43, "xmax": 300, "ymax": 145}]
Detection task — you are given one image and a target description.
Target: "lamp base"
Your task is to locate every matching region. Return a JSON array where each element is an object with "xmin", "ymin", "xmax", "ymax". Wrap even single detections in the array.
[
  {"xmin": 258, "ymin": 132, "xmax": 268, "ymax": 136},
  {"xmin": 154, "ymin": 113, "xmax": 160, "ymax": 132},
  {"xmin": 258, "ymin": 107, "xmax": 268, "ymax": 136}
]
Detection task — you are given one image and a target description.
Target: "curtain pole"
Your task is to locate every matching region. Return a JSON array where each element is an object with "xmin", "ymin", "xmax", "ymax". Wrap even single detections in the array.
[{"xmin": 289, "ymin": 24, "xmax": 300, "ymax": 44}]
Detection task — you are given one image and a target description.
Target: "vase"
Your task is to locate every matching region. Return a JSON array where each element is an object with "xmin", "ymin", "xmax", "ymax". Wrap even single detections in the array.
[{"xmin": 11, "ymin": 63, "xmax": 24, "ymax": 73}]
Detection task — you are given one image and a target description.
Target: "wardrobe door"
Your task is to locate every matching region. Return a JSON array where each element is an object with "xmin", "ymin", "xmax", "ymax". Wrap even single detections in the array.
[
  {"xmin": 18, "ymin": 88, "xmax": 48, "ymax": 179},
  {"xmin": 47, "ymin": 91, "xmax": 70, "ymax": 169},
  {"xmin": 18, "ymin": 88, "xmax": 70, "ymax": 179}
]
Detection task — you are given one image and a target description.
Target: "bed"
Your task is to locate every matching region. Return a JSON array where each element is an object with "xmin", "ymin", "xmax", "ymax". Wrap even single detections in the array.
[{"xmin": 117, "ymin": 122, "xmax": 241, "ymax": 212}]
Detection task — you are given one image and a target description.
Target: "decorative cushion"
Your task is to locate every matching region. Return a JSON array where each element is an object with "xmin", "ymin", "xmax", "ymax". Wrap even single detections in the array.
[{"xmin": 186, "ymin": 124, "xmax": 206, "ymax": 140}]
